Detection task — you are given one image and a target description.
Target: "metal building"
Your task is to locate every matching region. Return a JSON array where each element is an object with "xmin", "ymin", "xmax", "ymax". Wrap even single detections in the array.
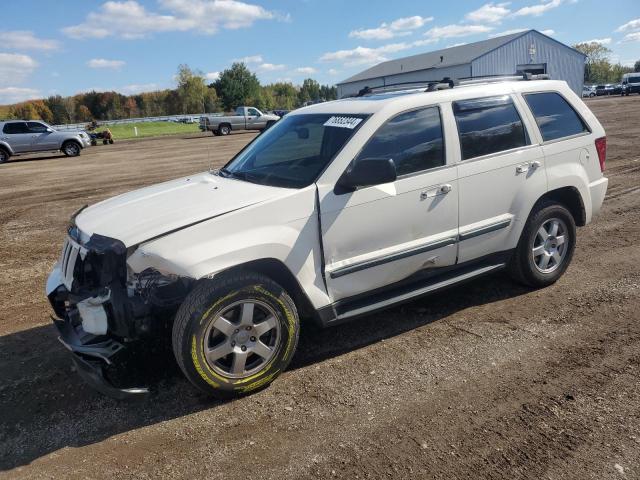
[{"xmin": 337, "ymin": 29, "xmax": 586, "ymax": 97}]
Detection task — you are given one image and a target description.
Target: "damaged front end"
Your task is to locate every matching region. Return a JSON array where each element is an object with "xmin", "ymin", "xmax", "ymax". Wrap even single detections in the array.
[{"xmin": 47, "ymin": 225, "xmax": 191, "ymax": 399}]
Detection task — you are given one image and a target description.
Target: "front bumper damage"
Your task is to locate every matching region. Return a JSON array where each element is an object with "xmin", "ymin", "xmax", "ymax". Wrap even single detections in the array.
[
  {"xmin": 52, "ymin": 313, "xmax": 148, "ymax": 400},
  {"xmin": 48, "ymin": 263, "xmax": 149, "ymax": 399}
]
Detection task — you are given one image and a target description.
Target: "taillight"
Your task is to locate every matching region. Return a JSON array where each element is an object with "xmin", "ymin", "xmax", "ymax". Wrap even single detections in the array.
[{"xmin": 595, "ymin": 136, "xmax": 606, "ymax": 172}]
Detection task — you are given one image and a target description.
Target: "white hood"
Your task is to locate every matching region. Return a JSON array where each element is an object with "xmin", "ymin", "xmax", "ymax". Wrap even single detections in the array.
[{"xmin": 75, "ymin": 172, "xmax": 288, "ymax": 247}]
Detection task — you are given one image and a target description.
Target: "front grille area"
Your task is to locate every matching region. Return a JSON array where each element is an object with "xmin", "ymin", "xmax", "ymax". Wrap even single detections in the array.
[{"xmin": 60, "ymin": 237, "xmax": 82, "ymax": 290}]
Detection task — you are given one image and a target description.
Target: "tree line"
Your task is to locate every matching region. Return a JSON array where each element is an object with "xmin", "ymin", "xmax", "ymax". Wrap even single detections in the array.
[
  {"xmin": 573, "ymin": 42, "xmax": 639, "ymax": 85},
  {"xmin": 4, "ymin": 63, "xmax": 338, "ymax": 125}
]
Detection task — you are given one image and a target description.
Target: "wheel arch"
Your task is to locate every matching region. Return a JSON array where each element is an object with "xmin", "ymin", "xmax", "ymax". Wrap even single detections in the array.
[
  {"xmin": 62, "ymin": 138, "xmax": 83, "ymax": 149},
  {"xmin": 534, "ymin": 186, "xmax": 586, "ymax": 226},
  {"xmin": 210, "ymin": 257, "xmax": 319, "ymax": 324}
]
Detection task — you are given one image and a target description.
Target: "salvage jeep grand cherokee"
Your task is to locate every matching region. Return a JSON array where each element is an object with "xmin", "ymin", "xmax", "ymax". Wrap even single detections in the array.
[{"xmin": 47, "ymin": 76, "xmax": 608, "ymax": 398}]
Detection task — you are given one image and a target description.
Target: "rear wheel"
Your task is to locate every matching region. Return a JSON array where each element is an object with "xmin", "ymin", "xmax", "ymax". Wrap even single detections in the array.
[
  {"xmin": 62, "ymin": 141, "xmax": 81, "ymax": 157},
  {"xmin": 508, "ymin": 202, "xmax": 576, "ymax": 287},
  {"xmin": 218, "ymin": 124, "xmax": 231, "ymax": 136},
  {"xmin": 172, "ymin": 271, "xmax": 300, "ymax": 398}
]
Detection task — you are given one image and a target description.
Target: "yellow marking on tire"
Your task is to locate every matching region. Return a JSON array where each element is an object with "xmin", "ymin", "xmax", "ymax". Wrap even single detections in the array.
[{"xmin": 191, "ymin": 336, "xmax": 219, "ymax": 389}]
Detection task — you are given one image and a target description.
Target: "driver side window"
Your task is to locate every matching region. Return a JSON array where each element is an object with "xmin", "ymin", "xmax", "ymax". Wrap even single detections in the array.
[
  {"xmin": 248, "ymin": 108, "xmax": 260, "ymax": 117},
  {"xmin": 27, "ymin": 122, "xmax": 48, "ymax": 133},
  {"xmin": 356, "ymin": 107, "xmax": 445, "ymax": 177}
]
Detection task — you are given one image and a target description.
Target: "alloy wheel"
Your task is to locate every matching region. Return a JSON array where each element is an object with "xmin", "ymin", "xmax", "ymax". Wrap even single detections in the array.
[
  {"xmin": 532, "ymin": 217, "xmax": 569, "ymax": 274},
  {"xmin": 203, "ymin": 300, "xmax": 281, "ymax": 378}
]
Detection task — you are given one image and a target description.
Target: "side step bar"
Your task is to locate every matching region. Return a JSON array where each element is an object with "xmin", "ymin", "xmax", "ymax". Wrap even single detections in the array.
[{"xmin": 331, "ymin": 263, "xmax": 506, "ymax": 324}]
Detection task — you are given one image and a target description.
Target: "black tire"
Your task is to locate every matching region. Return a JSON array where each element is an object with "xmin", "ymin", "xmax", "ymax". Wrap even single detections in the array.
[
  {"xmin": 0, "ymin": 148, "xmax": 9, "ymax": 164},
  {"xmin": 102, "ymin": 139, "xmax": 108, "ymax": 145},
  {"xmin": 109, "ymin": 139, "xmax": 114, "ymax": 144},
  {"xmin": 218, "ymin": 124, "xmax": 231, "ymax": 136},
  {"xmin": 172, "ymin": 271, "xmax": 300, "ymax": 398},
  {"xmin": 508, "ymin": 201, "xmax": 576, "ymax": 288},
  {"xmin": 62, "ymin": 140, "xmax": 81, "ymax": 157}
]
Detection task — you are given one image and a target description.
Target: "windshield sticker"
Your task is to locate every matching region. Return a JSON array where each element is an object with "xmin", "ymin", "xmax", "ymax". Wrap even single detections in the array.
[{"xmin": 324, "ymin": 116, "xmax": 363, "ymax": 129}]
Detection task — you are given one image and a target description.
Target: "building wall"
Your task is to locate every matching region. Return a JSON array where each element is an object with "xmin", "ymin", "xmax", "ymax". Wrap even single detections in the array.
[
  {"xmin": 472, "ymin": 30, "xmax": 585, "ymax": 95},
  {"xmin": 337, "ymin": 64, "xmax": 471, "ymax": 98}
]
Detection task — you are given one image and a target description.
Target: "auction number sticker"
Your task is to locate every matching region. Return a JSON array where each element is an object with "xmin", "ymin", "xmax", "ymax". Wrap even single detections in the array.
[{"xmin": 324, "ymin": 116, "xmax": 363, "ymax": 129}]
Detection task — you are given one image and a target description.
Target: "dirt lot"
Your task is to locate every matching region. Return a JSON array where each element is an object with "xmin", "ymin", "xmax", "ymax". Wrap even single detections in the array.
[{"xmin": 1, "ymin": 96, "xmax": 640, "ymax": 479}]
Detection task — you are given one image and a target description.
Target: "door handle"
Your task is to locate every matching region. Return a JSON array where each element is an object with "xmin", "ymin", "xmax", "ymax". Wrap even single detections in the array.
[
  {"xmin": 530, "ymin": 160, "xmax": 542, "ymax": 169},
  {"xmin": 439, "ymin": 184, "xmax": 452, "ymax": 194},
  {"xmin": 516, "ymin": 164, "xmax": 529, "ymax": 174}
]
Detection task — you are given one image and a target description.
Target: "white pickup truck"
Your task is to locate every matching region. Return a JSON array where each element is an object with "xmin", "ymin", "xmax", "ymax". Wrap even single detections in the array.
[
  {"xmin": 199, "ymin": 106, "xmax": 280, "ymax": 136},
  {"xmin": 47, "ymin": 75, "xmax": 607, "ymax": 399}
]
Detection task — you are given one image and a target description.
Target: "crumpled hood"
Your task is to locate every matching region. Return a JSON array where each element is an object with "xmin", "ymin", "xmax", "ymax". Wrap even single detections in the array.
[{"xmin": 75, "ymin": 172, "xmax": 288, "ymax": 247}]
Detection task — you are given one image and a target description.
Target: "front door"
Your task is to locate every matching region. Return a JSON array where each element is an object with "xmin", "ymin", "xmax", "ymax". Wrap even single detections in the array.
[
  {"xmin": 453, "ymin": 95, "xmax": 546, "ymax": 264},
  {"xmin": 246, "ymin": 108, "xmax": 266, "ymax": 130},
  {"xmin": 319, "ymin": 106, "xmax": 459, "ymax": 301},
  {"xmin": 28, "ymin": 122, "xmax": 58, "ymax": 151}
]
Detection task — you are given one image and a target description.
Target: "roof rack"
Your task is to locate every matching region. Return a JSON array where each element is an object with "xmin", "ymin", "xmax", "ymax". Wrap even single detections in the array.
[{"xmin": 354, "ymin": 72, "xmax": 551, "ymax": 97}]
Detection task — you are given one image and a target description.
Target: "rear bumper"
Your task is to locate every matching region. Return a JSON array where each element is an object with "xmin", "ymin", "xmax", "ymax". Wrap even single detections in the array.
[{"xmin": 589, "ymin": 176, "xmax": 608, "ymax": 218}]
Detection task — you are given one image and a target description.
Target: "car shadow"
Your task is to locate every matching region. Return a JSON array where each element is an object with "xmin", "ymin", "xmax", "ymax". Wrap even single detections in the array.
[
  {"xmin": 0, "ymin": 272, "xmax": 529, "ymax": 471},
  {"xmin": 3, "ymin": 154, "xmax": 67, "ymax": 164}
]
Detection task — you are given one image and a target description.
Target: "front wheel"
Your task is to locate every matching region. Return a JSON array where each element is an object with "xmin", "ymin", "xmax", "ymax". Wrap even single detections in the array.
[
  {"xmin": 62, "ymin": 141, "xmax": 81, "ymax": 157},
  {"xmin": 172, "ymin": 272, "xmax": 300, "ymax": 398},
  {"xmin": 0, "ymin": 148, "xmax": 9, "ymax": 164},
  {"xmin": 508, "ymin": 202, "xmax": 576, "ymax": 288}
]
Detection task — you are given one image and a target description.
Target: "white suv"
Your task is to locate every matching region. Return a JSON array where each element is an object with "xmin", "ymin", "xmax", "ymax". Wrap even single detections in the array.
[{"xmin": 46, "ymin": 77, "xmax": 608, "ymax": 398}]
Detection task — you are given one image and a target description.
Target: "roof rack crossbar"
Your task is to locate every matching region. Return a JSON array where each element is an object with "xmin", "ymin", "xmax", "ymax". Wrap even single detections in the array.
[{"xmin": 353, "ymin": 72, "xmax": 551, "ymax": 97}]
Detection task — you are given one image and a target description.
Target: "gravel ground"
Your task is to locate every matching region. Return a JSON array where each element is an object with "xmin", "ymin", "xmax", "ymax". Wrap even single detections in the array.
[{"xmin": 1, "ymin": 96, "xmax": 639, "ymax": 479}]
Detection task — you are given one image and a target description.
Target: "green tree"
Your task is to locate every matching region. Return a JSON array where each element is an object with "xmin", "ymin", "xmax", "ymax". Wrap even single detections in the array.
[
  {"xmin": 45, "ymin": 95, "xmax": 71, "ymax": 124},
  {"xmin": 213, "ymin": 62, "xmax": 261, "ymax": 111},
  {"xmin": 298, "ymin": 78, "xmax": 321, "ymax": 105},
  {"xmin": 268, "ymin": 82, "xmax": 298, "ymax": 109},
  {"xmin": 573, "ymin": 42, "xmax": 613, "ymax": 83},
  {"xmin": 635, "ymin": 60, "xmax": 640, "ymax": 73},
  {"xmin": 176, "ymin": 64, "xmax": 211, "ymax": 113}
]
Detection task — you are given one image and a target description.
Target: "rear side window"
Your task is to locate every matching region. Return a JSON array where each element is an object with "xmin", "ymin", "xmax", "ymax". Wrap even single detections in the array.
[
  {"xmin": 3, "ymin": 122, "xmax": 29, "ymax": 134},
  {"xmin": 453, "ymin": 95, "xmax": 529, "ymax": 160},
  {"xmin": 357, "ymin": 107, "xmax": 445, "ymax": 176},
  {"xmin": 524, "ymin": 92, "xmax": 589, "ymax": 142}
]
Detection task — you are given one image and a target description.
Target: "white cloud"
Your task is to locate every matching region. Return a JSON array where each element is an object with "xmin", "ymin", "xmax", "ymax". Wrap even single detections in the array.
[
  {"xmin": 205, "ymin": 71, "xmax": 220, "ymax": 81},
  {"xmin": 465, "ymin": 3, "xmax": 511, "ymax": 24},
  {"xmin": 621, "ymin": 32, "xmax": 640, "ymax": 43},
  {"xmin": 512, "ymin": 0, "xmax": 563, "ymax": 17},
  {"xmin": 0, "ymin": 31, "xmax": 60, "ymax": 51},
  {"xmin": 0, "ymin": 87, "xmax": 41, "ymax": 104},
  {"xmin": 118, "ymin": 83, "xmax": 159, "ymax": 94},
  {"xmin": 581, "ymin": 37, "xmax": 612, "ymax": 45},
  {"xmin": 0, "ymin": 53, "xmax": 38, "ymax": 87},
  {"xmin": 349, "ymin": 15, "xmax": 433, "ymax": 40},
  {"xmin": 540, "ymin": 29, "xmax": 555, "ymax": 36},
  {"xmin": 328, "ymin": 68, "xmax": 340, "ymax": 76},
  {"xmin": 256, "ymin": 63, "xmax": 286, "ymax": 72},
  {"xmin": 424, "ymin": 24, "xmax": 494, "ymax": 40},
  {"xmin": 320, "ymin": 42, "xmax": 414, "ymax": 66},
  {"xmin": 616, "ymin": 18, "xmax": 640, "ymax": 33},
  {"xmin": 233, "ymin": 54, "xmax": 263, "ymax": 64},
  {"xmin": 62, "ymin": 0, "xmax": 281, "ymax": 39},
  {"xmin": 295, "ymin": 67, "xmax": 317, "ymax": 74},
  {"xmin": 489, "ymin": 28, "xmax": 527, "ymax": 37},
  {"xmin": 87, "ymin": 58, "xmax": 126, "ymax": 69}
]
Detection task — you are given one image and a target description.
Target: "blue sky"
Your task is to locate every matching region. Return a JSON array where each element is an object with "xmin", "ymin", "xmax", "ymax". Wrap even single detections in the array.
[{"xmin": 1, "ymin": 0, "xmax": 639, "ymax": 104}]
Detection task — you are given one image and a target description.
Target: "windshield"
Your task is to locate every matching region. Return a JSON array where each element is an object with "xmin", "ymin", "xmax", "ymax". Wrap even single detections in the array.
[
  {"xmin": 219, "ymin": 113, "xmax": 368, "ymax": 188},
  {"xmin": 628, "ymin": 76, "xmax": 640, "ymax": 84}
]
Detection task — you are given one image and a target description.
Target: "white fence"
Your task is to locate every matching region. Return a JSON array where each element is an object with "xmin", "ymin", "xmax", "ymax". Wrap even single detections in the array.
[{"xmin": 51, "ymin": 113, "xmax": 218, "ymax": 131}]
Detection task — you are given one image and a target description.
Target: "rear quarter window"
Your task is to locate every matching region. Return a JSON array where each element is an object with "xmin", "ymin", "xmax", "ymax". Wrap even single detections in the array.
[{"xmin": 524, "ymin": 92, "xmax": 589, "ymax": 142}]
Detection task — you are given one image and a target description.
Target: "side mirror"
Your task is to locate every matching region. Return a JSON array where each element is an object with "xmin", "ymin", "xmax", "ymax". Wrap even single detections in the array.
[{"xmin": 336, "ymin": 157, "xmax": 397, "ymax": 193}]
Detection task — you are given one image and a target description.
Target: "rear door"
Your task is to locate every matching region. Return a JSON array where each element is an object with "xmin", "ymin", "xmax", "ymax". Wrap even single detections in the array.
[
  {"xmin": 28, "ymin": 122, "xmax": 58, "ymax": 151},
  {"xmin": 453, "ymin": 95, "xmax": 546, "ymax": 264},
  {"xmin": 2, "ymin": 122, "xmax": 32, "ymax": 153},
  {"xmin": 320, "ymin": 106, "xmax": 459, "ymax": 301}
]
